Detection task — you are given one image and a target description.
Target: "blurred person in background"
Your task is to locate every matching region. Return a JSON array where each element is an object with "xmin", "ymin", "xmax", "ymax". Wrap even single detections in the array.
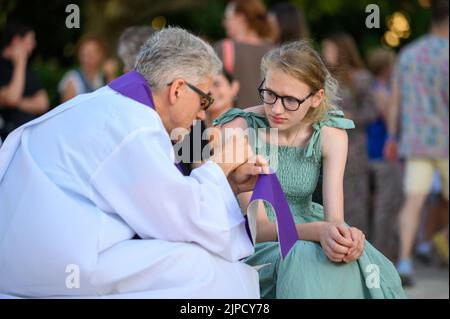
[
  {"xmin": 215, "ymin": 0, "xmax": 274, "ymax": 108},
  {"xmin": 269, "ymin": 2, "xmax": 310, "ymax": 44},
  {"xmin": 415, "ymin": 172, "xmax": 449, "ymax": 266},
  {"xmin": 385, "ymin": 0, "xmax": 449, "ymax": 286},
  {"xmin": 365, "ymin": 47, "xmax": 403, "ymax": 262},
  {"xmin": 322, "ymin": 33, "xmax": 377, "ymax": 236},
  {"xmin": 117, "ymin": 26, "xmax": 154, "ymax": 73},
  {"xmin": 58, "ymin": 35, "xmax": 113, "ymax": 102},
  {"xmin": 0, "ymin": 21, "xmax": 49, "ymax": 141},
  {"xmin": 206, "ymin": 68, "xmax": 239, "ymax": 127}
]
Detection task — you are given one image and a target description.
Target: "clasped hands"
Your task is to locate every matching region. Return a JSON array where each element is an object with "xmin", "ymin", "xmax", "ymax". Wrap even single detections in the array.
[
  {"xmin": 319, "ymin": 221, "xmax": 365, "ymax": 263},
  {"xmin": 209, "ymin": 127, "xmax": 269, "ymax": 194}
]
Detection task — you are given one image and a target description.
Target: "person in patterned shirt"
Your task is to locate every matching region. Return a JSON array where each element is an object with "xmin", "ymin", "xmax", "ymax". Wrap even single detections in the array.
[{"xmin": 385, "ymin": 0, "xmax": 449, "ymax": 286}]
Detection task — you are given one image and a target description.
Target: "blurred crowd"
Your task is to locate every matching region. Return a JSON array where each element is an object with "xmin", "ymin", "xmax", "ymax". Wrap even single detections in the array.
[{"xmin": 0, "ymin": 0, "xmax": 448, "ymax": 289}]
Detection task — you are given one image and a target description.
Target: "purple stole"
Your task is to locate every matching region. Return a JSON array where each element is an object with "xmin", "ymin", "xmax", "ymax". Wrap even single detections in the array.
[{"xmin": 109, "ymin": 71, "xmax": 298, "ymax": 259}]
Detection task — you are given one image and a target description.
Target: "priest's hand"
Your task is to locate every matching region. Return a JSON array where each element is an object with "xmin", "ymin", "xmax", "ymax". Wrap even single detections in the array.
[
  {"xmin": 209, "ymin": 129, "xmax": 254, "ymax": 177},
  {"xmin": 228, "ymin": 155, "xmax": 270, "ymax": 194},
  {"xmin": 208, "ymin": 126, "xmax": 269, "ymax": 194}
]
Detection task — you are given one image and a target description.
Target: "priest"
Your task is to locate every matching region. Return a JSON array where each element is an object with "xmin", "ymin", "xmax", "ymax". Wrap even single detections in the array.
[{"xmin": 0, "ymin": 27, "xmax": 267, "ymax": 298}]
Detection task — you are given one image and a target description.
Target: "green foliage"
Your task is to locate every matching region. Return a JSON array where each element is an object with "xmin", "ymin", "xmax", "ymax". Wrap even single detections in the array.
[
  {"xmin": 1, "ymin": 0, "xmax": 433, "ymax": 104},
  {"xmin": 32, "ymin": 57, "xmax": 66, "ymax": 107}
]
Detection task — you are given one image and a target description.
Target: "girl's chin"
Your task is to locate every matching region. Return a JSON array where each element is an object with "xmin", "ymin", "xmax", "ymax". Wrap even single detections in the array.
[
  {"xmin": 268, "ymin": 121, "xmax": 298, "ymax": 133},
  {"xmin": 268, "ymin": 119, "xmax": 287, "ymax": 128}
]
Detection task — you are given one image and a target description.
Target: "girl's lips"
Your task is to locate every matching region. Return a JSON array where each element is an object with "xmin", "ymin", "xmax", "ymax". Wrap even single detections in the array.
[{"xmin": 269, "ymin": 115, "xmax": 287, "ymax": 123}]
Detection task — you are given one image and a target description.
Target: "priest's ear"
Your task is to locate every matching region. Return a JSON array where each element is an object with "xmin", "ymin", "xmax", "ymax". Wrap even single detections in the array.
[{"xmin": 167, "ymin": 79, "xmax": 185, "ymax": 105}]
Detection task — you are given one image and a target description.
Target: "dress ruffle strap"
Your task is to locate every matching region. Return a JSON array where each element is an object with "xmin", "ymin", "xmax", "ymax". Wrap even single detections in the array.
[
  {"xmin": 213, "ymin": 108, "xmax": 269, "ymax": 129},
  {"xmin": 305, "ymin": 110, "xmax": 355, "ymax": 159}
]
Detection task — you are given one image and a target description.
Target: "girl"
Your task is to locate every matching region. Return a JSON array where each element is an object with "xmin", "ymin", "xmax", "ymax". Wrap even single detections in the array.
[
  {"xmin": 214, "ymin": 41, "xmax": 405, "ymax": 298},
  {"xmin": 58, "ymin": 35, "xmax": 110, "ymax": 102}
]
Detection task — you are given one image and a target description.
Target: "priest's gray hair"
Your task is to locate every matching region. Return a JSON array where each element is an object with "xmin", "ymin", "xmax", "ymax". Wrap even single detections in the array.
[{"xmin": 134, "ymin": 27, "xmax": 222, "ymax": 90}]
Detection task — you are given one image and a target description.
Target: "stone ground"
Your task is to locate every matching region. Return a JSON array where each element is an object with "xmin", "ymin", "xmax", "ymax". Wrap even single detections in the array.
[{"xmin": 404, "ymin": 262, "xmax": 449, "ymax": 299}]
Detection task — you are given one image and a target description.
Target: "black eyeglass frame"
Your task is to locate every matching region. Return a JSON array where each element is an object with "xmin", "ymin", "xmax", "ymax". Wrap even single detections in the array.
[
  {"xmin": 258, "ymin": 79, "xmax": 314, "ymax": 112},
  {"xmin": 167, "ymin": 81, "xmax": 214, "ymax": 111}
]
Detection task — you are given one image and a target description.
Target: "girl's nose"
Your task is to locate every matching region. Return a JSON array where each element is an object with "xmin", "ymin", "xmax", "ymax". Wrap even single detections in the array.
[{"xmin": 271, "ymin": 99, "xmax": 285, "ymax": 115}]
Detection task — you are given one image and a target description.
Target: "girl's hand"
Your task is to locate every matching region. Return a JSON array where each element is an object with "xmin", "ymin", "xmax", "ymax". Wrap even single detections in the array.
[
  {"xmin": 319, "ymin": 222, "xmax": 353, "ymax": 263},
  {"xmin": 342, "ymin": 227, "xmax": 365, "ymax": 263}
]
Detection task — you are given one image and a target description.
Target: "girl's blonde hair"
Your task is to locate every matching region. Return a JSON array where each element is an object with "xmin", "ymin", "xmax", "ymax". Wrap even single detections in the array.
[{"xmin": 261, "ymin": 40, "xmax": 339, "ymax": 123}]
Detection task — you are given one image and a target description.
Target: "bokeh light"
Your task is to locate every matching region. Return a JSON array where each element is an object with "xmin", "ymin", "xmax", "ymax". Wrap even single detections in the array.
[
  {"xmin": 384, "ymin": 11, "xmax": 411, "ymax": 47},
  {"xmin": 151, "ymin": 16, "xmax": 167, "ymax": 30},
  {"xmin": 384, "ymin": 30, "xmax": 400, "ymax": 47}
]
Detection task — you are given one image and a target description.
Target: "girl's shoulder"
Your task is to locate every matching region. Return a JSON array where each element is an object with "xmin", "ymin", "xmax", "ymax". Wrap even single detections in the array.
[
  {"xmin": 304, "ymin": 110, "xmax": 354, "ymax": 160},
  {"xmin": 320, "ymin": 125, "xmax": 348, "ymax": 151},
  {"xmin": 213, "ymin": 107, "xmax": 270, "ymax": 130}
]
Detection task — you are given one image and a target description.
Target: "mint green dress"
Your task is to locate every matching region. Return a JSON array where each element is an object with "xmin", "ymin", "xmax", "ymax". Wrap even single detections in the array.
[{"xmin": 214, "ymin": 108, "xmax": 406, "ymax": 299}]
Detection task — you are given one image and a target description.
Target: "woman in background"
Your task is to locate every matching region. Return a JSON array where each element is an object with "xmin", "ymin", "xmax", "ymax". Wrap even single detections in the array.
[
  {"xmin": 0, "ymin": 21, "xmax": 49, "ymax": 141},
  {"xmin": 269, "ymin": 2, "xmax": 310, "ymax": 44},
  {"xmin": 215, "ymin": 0, "xmax": 274, "ymax": 107},
  {"xmin": 206, "ymin": 69, "xmax": 240, "ymax": 127},
  {"xmin": 365, "ymin": 47, "xmax": 403, "ymax": 261},
  {"xmin": 321, "ymin": 33, "xmax": 377, "ymax": 236},
  {"xmin": 58, "ymin": 35, "xmax": 111, "ymax": 102}
]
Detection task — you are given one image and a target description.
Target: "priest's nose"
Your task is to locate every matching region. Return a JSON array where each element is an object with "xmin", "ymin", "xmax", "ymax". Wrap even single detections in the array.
[{"xmin": 196, "ymin": 110, "xmax": 206, "ymax": 121}]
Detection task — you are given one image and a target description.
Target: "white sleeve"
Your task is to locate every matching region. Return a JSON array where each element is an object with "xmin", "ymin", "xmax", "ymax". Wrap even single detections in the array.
[{"xmin": 89, "ymin": 127, "xmax": 254, "ymax": 261}]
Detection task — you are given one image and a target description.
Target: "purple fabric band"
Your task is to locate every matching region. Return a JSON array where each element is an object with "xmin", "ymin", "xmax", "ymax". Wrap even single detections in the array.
[
  {"xmin": 249, "ymin": 171, "xmax": 298, "ymax": 259},
  {"xmin": 109, "ymin": 71, "xmax": 156, "ymax": 109},
  {"xmin": 109, "ymin": 72, "xmax": 299, "ymax": 258}
]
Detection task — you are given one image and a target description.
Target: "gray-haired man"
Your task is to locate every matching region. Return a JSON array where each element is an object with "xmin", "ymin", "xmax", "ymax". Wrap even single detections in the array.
[{"xmin": 0, "ymin": 27, "xmax": 266, "ymax": 298}]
